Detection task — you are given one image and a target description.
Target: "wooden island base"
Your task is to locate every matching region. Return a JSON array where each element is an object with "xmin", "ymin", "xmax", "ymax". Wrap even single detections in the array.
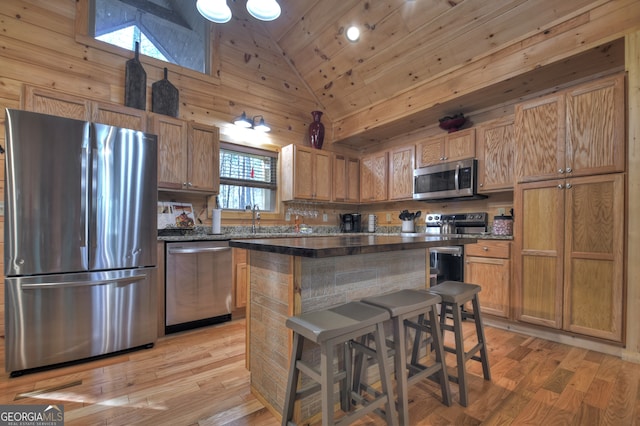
[{"xmin": 247, "ymin": 248, "xmax": 428, "ymax": 421}]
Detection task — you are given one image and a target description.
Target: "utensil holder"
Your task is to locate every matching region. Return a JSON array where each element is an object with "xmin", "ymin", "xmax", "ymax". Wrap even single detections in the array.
[{"xmin": 401, "ymin": 220, "xmax": 414, "ymax": 233}]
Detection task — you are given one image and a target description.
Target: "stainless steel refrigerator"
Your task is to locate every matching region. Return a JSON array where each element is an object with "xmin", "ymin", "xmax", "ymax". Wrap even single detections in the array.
[{"xmin": 4, "ymin": 109, "xmax": 158, "ymax": 375}]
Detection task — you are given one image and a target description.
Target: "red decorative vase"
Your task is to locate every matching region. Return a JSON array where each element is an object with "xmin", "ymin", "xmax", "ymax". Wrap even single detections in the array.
[{"xmin": 309, "ymin": 111, "xmax": 325, "ymax": 149}]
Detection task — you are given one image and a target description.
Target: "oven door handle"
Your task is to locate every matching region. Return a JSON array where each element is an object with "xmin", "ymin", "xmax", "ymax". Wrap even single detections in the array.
[{"xmin": 430, "ymin": 246, "xmax": 463, "ymax": 256}]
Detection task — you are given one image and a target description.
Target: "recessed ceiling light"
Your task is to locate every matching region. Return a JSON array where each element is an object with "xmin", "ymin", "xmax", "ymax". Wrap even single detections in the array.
[{"xmin": 346, "ymin": 26, "xmax": 360, "ymax": 42}]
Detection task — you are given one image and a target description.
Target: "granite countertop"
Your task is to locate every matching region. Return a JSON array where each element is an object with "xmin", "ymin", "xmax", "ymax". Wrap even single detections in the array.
[
  {"xmin": 158, "ymin": 230, "xmax": 513, "ymax": 242},
  {"xmin": 228, "ymin": 234, "xmax": 479, "ymax": 258}
]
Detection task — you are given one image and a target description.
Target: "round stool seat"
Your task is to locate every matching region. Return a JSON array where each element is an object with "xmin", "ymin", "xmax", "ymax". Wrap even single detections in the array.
[{"xmin": 428, "ymin": 280, "xmax": 481, "ymax": 304}]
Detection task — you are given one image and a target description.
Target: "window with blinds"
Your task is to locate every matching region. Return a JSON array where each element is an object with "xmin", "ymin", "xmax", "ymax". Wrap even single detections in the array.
[{"xmin": 219, "ymin": 143, "xmax": 278, "ymax": 211}]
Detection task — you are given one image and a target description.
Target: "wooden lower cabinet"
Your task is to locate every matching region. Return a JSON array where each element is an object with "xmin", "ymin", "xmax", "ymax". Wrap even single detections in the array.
[
  {"xmin": 514, "ymin": 173, "xmax": 625, "ymax": 342},
  {"xmin": 233, "ymin": 248, "xmax": 248, "ymax": 309},
  {"xmin": 465, "ymin": 240, "xmax": 511, "ymax": 318}
]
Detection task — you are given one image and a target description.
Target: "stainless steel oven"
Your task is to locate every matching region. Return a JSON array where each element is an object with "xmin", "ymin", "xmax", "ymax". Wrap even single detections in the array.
[
  {"xmin": 424, "ymin": 212, "xmax": 488, "ymax": 285},
  {"xmin": 430, "ymin": 245, "xmax": 464, "ymax": 285}
]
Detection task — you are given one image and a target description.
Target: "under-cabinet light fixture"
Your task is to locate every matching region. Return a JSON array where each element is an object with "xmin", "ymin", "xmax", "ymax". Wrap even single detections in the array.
[
  {"xmin": 197, "ymin": 0, "xmax": 281, "ymax": 24},
  {"xmin": 233, "ymin": 112, "xmax": 271, "ymax": 132}
]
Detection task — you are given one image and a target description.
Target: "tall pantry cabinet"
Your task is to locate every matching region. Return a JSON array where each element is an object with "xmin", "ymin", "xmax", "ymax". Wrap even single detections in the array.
[{"xmin": 513, "ymin": 73, "xmax": 626, "ymax": 342}]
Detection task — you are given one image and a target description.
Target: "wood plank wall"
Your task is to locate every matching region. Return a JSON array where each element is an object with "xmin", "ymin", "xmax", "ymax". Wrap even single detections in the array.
[{"xmin": 0, "ymin": 0, "xmax": 639, "ymax": 361}]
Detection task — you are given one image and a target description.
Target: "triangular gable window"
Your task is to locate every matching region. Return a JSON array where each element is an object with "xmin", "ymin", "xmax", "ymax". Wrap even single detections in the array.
[{"xmin": 96, "ymin": 25, "xmax": 168, "ymax": 62}]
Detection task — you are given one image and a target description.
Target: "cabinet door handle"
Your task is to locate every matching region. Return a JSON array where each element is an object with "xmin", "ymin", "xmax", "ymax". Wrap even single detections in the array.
[
  {"xmin": 558, "ymin": 184, "xmax": 564, "ymax": 189},
  {"xmin": 566, "ymin": 183, "xmax": 572, "ymax": 189},
  {"xmin": 566, "ymin": 167, "xmax": 572, "ymax": 173},
  {"xmin": 483, "ymin": 246, "xmax": 488, "ymax": 251},
  {"xmin": 558, "ymin": 168, "xmax": 565, "ymax": 174}
]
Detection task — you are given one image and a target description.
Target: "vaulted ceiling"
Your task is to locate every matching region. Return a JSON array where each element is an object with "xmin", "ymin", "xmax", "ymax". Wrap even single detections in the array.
[
  {"xmin": 251, "ymin": 0, "xmax": 625, "ymax": 148},
  {"xmin": 147, "ymin": 0, "xmax": 628, "ymax": 148}
]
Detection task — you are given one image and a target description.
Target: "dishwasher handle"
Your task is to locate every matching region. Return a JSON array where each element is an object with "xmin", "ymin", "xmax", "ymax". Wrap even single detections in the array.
[{"xmin": 168, "ymin": 246, "xmax": 231, "ymax": 255}]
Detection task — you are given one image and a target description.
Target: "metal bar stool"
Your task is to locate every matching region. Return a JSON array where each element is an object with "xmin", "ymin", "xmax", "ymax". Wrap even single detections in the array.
[
  {"xmin": 282, "ymin": 301, "xmax": 398, "ymax": 426},
  {"xmin": 360, "ymin": 289, "xmax": 452, "ymax": 425},
  {"xmin": 425, "ymin": 281, "xmax": 491, "ymax": 407}
]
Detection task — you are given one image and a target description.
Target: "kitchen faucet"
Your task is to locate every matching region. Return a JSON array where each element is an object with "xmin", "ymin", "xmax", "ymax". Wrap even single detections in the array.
[{"xmin": 251, "ymin": 205, "xmax": 260, "ymax": 233}]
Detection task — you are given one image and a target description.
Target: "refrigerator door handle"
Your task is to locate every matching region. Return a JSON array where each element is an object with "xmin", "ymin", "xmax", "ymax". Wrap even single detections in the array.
[
  {"xmin": 20, "ymin": 273, "xmax": 148, "ymax": 290},
  {"xmin": 80, "ymin": 144, "xmax": 89, "ymax": 250},
  {"xmin": 168, "ymin": 246, "xmax": 231, "ymax": 255}
]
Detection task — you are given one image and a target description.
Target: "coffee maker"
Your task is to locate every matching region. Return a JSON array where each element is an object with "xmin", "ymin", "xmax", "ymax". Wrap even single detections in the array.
[{"xmin": 340, "ymin": 213, "xmax": 362, "ymax": 233}]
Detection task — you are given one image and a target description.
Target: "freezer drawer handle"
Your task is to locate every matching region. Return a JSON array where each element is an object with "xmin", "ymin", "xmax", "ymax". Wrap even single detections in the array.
[
  {"xmin": 20, "ymin": 273, "xmax": 148, "ymax": 289},
  {"xmin": 168, "ymin": 247, "xmax": 231, "ymax": 255}
]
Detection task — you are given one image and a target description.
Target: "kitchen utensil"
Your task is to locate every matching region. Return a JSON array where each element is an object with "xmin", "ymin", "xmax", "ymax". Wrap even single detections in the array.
[
  {"xmin": 124, "ymin": 41, "xmax": 146, "ymax": 110},
  {"xmin": 440, "ymin": 219, "xmax": 455, "ymax": 234},
  {"xmin": 152, "ymin": 67, "xmax": 179, "ymax": 117}
]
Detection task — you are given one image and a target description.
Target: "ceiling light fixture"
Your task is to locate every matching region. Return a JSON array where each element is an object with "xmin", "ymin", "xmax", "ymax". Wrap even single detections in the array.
[
  {"xmin": 196, "ymin": 0, "xmax": 232, "ymax": 24},
  {"xmin": 246, "ymin": 0, "xmax": 281, "ymax": 21},
  {"xmin": 233, "ymin": 112, "xmax": 271, "ymax": 132},
  {"xmin": 346, "ymin": 26, "xmax": 360, "ymax": 42},
  {"xmin": 197, "ymin": 0, "xmax": 281, "ymax": 23}
]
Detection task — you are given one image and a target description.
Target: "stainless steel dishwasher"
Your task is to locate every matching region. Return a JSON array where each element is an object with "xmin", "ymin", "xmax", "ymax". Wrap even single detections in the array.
[{"xmin": 165, "ymin": 240, "xmax": 232, "ymax": 333}]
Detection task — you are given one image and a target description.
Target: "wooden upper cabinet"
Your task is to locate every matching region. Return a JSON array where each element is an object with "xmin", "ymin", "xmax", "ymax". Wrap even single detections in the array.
[
  {"xmin": 281, "ymin": 144, "xmax": 332, "ymax": 201},
  {"xmin": 360, "ymin": 151, "xmax": 388, "ymax": 202},
  {"xmin": 416, "ymin": 128, "xmax": 475, "ymax": 168},
  {"xmin": 23, "ymin": 85, "xmax": 92, "ymax": 121},
  {"xmin": 93, "ymin": 102, "xmax": 147, "ymax": 131},
  {"xmin": 566, "ymin": 74, "xmax": 625, "ymax": 177},
  {"xmin": 22, "ymin": 86, "xmax": 146, "ymax": 131},
  {"xmin": 188, "ymin": 122, "xmax": 219, "ymax": 192},
  {"xmin": 515, "ymin": 74, "xmax": 625, "ymax": 183},
  {"xmin": 476, "ymin": 117, "xmax": 514, "ymax": 192},
  {"xmin": 149, "ymin": 114, "xmax": 189, "ymax": 190},
  {"xmin": 333, "ymin": 153, "xmax": 360, "ymax": 203},
  {"xmin": 514, "ymin": 94, "xmax": 565, "ymax": 183},
  {"xmin": 388, "ymin": 145, "xmax": 415, "ymax": 200},
  {"xmin": 416, "ymin": 136, "xmax": 444, "ymax": 167}
]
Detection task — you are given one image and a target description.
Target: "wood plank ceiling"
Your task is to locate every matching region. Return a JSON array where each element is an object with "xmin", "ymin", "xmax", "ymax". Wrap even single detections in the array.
[{"xmin": 231, "ymin": 0, "xmax": 625, "ymax": 148}]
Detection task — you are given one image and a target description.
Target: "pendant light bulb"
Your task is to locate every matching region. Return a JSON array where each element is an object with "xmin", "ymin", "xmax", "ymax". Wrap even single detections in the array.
[
  {"xmin": 234, "ymin": 112, "xmax": 252, "ymax": 128},
  {"xmin": 197, "ymin": 0, "xmax": 232, "ymax": 24},
  {"xmin": 254, "ymin": 117, "xmax": 270, "ymax": 132},
  {"xmin": 246, "ymin": 0, "xmax": 281, "ymax": 21}
]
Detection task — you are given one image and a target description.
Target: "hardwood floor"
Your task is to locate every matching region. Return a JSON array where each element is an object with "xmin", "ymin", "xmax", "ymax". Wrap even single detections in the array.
[{"xmin": 1, "ymin": 319, "xmax": 639, "ymax": 425}]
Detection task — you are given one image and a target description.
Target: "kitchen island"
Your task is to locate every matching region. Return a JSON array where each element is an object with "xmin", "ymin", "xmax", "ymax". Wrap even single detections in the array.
[{"xmin": 229, "ymin": 234, "xmax": 477, "ymax": 422}]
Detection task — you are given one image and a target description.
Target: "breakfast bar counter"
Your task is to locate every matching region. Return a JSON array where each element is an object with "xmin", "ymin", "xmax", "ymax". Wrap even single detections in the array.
[{"xmin": 229, "ymin": 234, "xmax": 477, "ymax": 422}]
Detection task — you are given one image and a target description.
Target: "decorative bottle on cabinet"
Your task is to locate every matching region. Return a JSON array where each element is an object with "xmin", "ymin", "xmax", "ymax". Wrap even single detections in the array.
[{"xmin": 309, "ymin": 110, "xmax": 325, "ymax": 149}]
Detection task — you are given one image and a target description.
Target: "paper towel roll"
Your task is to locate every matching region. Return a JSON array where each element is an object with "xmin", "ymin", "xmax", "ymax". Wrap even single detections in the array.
[{"xmin": 211, "ymin": 209, "xmax": 222, "ymax": 234}]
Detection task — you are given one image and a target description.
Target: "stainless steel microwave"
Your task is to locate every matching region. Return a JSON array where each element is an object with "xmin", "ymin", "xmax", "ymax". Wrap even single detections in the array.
[{"xmin": 413, "ymin": 158, "xmax": 485, "ymax": 201}]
